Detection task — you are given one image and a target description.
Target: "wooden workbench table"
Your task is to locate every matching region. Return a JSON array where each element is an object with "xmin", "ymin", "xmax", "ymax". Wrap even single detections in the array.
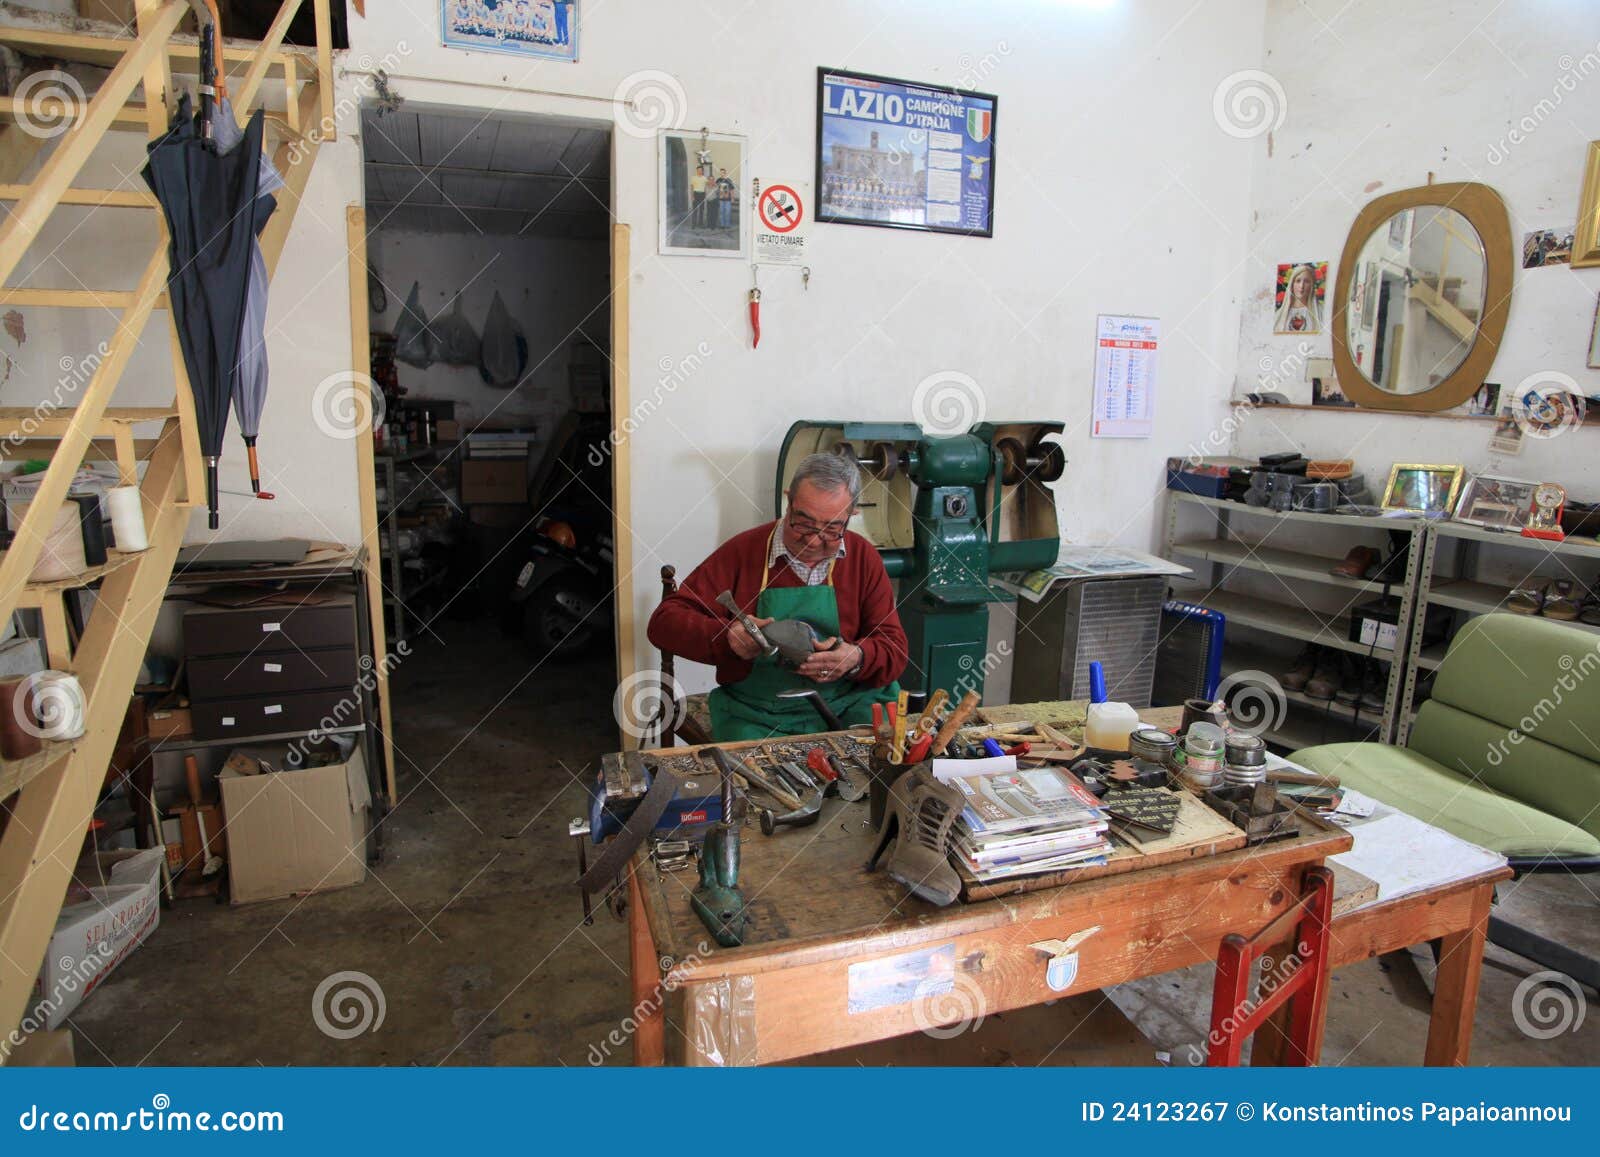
[{"xmin": 624, "ymin": 707, "xmax": 1507, "ymax": 1066}]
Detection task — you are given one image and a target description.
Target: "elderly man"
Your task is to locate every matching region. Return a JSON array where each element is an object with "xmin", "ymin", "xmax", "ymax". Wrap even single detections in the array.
[{"xmin": 647, "ymin": 453, "xmax": 906, "ymax": 740}]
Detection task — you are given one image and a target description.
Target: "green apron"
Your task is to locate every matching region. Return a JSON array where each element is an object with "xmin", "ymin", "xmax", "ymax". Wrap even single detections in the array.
[{"xmin": 708, "ymin": 528, "xmax": 900, "ymax": 742}]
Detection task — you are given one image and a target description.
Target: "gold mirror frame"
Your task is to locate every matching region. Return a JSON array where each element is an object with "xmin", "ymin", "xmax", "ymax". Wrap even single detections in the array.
[
  {"xmin": 1331, "ymin": 181, "xmax": 1512, "ymax": 412},
  {"xmin": 1574, "ymin": 141, "xmax": 1600, "ymax": 268}
]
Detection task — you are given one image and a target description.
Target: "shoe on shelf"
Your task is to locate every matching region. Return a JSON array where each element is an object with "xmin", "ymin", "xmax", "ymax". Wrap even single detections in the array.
[
  {"xmin": 1305, "ymin": 650, "xmax": 1343, "ymax": 701},
  {"xmin": 1506, "ymin": 579, "xmax": 1548, "ymax": 615},
  {"xmin": 1331, "ymin": 546, "xmax": 1379, "ymax": 578},
  {"xmin": 1581, "ymin": 579, "xmax": 1600, "ymax": 626},
  {"xmin": 1281, "ymin": 645, "xmax": 1320, "ymax": 691},
  {"xmin": 1358, "ymin": 659, "xmax": 1386, "ymax": 712},
  {"xmin": 1543, "ymin": 578, "xmax": 1583, "ymax": 621},
  {"xmin": 1334, "ymin": 654, "xmax": 1365, "ymax": 707}
]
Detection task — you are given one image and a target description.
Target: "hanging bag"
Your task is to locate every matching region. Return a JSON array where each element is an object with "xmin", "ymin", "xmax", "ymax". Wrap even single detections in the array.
[
  {"xmin": 433, "ymin": 289, "xmax": 481, "ymax": 367},
  {"xmin": 394, "ymin": 280, "xmax": 433, "ymax": 368},
  {"xmin": 479, "ymin": 290, "xmax": 527, "ymax": 388}
]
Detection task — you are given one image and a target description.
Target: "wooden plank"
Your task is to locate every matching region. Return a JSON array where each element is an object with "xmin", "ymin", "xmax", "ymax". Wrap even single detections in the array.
[
  {"xmin": 1425, "ymin": 883, "xmax": 1493, "ymax": 1066},
  {"xmin": 1326, "ymin": 869, "xmax": 1510, "ymax": 969},
  {"xmin": 0, "ymin": 185, "xmax": 155, "ymax": 207},
  {"xmin": 629, "ymin": 864, "xmax": 666, "ymax": 1066},
  {"xmin": 0, "ymin": 740, "xmax": 76, "ymax": 801},
  {"xmin": 312, "ymin": 0, "xmax": 334, "ymax": 139},
  {"xmin": 0, "ymin": 406, "xmax": 176, "ymax": 438},
  {"xmin": 234, "ymin": 0, "xmax": 307, "ymax": 115},
  {"xmin": 256, "ymin": 79, "xmax": 321, "ymax": 275},
  {"xmin": 346, "ymin": 204, "xmax": 397, "ymax": 803},
  {"xmin": 0, "ymin": 24, "xmax": 304, "ymax": 71},
  {"xmin": 0, "ymin": 288, "xmax": 151, "ymax": 309},
  {"xmin": 0, "ymin": 0, "xmax": 184, "ymax": 288},
  {"xmin": 0, "ymin": 97, "xmax": 148, "ymax": 130},
  {"xmin": 0, "ymin": 249, "xmax": 169, "ymax": 626},
  {"xmin": 0, "ymin": 424, "xmax": 187, "ymax": 1050},
  {"xmin": 611, "ymin": 222, "xmax": 635, "ymax": 749},
  {"xmin": 37, "ymin": 594, "xmax": 71, "ymax": 669}
]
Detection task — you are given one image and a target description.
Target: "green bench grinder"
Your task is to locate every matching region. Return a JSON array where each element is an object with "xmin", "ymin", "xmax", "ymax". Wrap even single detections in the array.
[{"xmin": 776, "ymin": 420, "xmax": 1065, "ymax": 702}]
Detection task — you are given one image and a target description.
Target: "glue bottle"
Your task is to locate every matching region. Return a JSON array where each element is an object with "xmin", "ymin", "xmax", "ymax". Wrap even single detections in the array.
[{"xmin": 1083, "ymin": 661, "xmax": 1138, "ymax": 752}]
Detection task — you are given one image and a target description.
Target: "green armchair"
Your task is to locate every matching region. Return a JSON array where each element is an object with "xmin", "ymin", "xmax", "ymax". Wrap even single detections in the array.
[{"xmin": 1293, "ymin": 612, "xmax": 1600, "ymax": 987}]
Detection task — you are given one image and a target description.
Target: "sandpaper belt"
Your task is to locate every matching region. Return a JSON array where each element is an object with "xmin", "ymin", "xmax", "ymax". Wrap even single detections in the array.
[{"xmin": 576, "ymin": 764, "xmax": 677, "ymax": 894}]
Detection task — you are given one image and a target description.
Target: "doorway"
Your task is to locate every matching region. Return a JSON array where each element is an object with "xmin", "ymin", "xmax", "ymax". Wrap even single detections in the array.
[{"xmin": 354, "ymin": 104, "xmax": 621, "ymax": 785}]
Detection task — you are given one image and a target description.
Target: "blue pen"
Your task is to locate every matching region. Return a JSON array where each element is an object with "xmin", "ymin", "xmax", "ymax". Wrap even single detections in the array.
[{"xmin": 982, "ymin": 738, "xmax": 1005, "ymax": 758}]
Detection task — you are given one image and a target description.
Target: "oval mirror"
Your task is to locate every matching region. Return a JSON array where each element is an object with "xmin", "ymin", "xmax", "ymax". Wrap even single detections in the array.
[{"xmin": 1331, "ymin": 182, "xmax": 1511, "ymax": 412}]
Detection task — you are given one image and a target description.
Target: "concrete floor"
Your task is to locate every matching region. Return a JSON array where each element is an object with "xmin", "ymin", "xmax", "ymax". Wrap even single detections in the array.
[{"xmin": 68, "ymin": 620, "xmax": 1600, "ymax": 1067}]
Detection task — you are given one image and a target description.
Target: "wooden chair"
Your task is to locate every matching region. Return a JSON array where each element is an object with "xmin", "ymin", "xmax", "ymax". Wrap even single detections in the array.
[{"xmin": 648, "ymin": 565, "xmax": 712, "ymax": 749}]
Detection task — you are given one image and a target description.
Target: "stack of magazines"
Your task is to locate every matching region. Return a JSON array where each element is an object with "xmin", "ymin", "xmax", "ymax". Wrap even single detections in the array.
[{"xmin": 946, "ymin": 765, "xmax": 1110, "ymax": 881}]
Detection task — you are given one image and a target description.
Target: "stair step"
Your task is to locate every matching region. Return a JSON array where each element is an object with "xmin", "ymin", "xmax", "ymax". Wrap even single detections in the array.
[
  {"xmin": 0, "ymin": 96, "xmax": 304, "ymax": 137},
  {"xmin": 0, "ymin": 405, "xmax": 177, "ymax": 441},
  {"xmin": 0, "ymin": 738, "xmax": 77, "ymax": 803},
  {"xmin": 0, "ymin": 288, "xmax": 168, "ymax": 310},
  {"xmin": 10, "ymin": 548, "xmax": 145, "ymax": 602},
  {"xmin": 0, "ymin": 24, "xmax": 313, "ymax": 74},
  {"xmin": 0, "ymin": 185, "xmax": 155, "ymax": 208}
]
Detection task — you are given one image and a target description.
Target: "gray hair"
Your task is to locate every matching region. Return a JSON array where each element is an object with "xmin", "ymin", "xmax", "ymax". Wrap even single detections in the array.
[{"xmin": 790, "ymin": 451, "xmax": 862, "ymax": 501}]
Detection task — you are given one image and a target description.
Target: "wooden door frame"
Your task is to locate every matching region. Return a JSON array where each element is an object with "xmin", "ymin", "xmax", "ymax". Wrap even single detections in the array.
[{"xmin": 610, "ymin": 222, "xmax": 636, "ymax": 748}]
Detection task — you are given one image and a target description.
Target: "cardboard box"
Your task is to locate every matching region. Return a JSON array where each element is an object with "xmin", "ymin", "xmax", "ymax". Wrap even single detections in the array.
[
  {"xmin": 7, "ymin": 1028, "xmax": 75, "ymax": 1067},
  {"xmin": 219, "ymin": 747, "xmax": 371, "ymax": 905},
  {"xmin": 460, "ymin": 458, "xmax": 528, "ymax": 505},
  {"xmin": 436, "ymin": 419, "xmax": 461, "ymax": 441},
  {"xmin": 30, "ymin": 848, "xmax": 163, "ymax": 1030},
  {"xmin": 147, "ymin": 705, "xmax": 191, "ymax": 740}
]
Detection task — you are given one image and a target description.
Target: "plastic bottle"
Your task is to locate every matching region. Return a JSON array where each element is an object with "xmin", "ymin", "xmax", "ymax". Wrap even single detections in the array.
[{"xmin": 1085, "ymin": 701, "xmax": 1139, "ymax": 752}]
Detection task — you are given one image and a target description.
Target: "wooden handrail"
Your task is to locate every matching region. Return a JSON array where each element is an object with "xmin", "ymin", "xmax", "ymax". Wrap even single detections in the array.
[
  {"xmin": 234, "ymin": 0, "xmax": 308, "ymax": 115},
  {"xmin": 0, "ymin": 0, "xmax": 184, "ymax": 289}
]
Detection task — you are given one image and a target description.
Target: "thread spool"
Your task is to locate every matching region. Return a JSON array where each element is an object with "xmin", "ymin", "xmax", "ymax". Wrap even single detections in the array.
[
  {"xmin": 27, "ymin": 671, "xmax": 85, "ymax": 740},
  {"xmin": 107, "ymin": 486, "xmax": 148, "ymax": 552},
  {"xmin": 831, "ymin": 439, "xmax": 899, "ymax": 480}
]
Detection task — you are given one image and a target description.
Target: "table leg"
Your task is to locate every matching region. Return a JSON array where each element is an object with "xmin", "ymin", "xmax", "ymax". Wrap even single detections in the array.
[
  {"xmin": 629, "ymin": 866, "xmax": 666, "ymax": 1066},
  {"xmin": 1424, "ymin": 883, "xmax": 1492, "ymax": 1067}
]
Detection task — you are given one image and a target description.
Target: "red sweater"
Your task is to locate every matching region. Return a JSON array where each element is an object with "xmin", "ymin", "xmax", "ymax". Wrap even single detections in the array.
[{"xmin": 647, "ymin": 522, "xmax": 908, "ymax": 688}]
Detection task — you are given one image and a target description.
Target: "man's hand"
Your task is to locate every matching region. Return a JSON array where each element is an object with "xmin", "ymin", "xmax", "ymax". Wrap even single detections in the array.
[
  {"xmin": 726, "ymin": 615, "xmax": 774, "ymax": 660},
  {"xmin": 797, "ymin": 636, "xmax": 862, "ymax": 684}
]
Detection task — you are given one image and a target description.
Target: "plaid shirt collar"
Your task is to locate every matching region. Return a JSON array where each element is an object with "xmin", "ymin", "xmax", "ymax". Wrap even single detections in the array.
[{"xmin": 769, "ymin": 522, "xmax": 846, "ymax": 586}]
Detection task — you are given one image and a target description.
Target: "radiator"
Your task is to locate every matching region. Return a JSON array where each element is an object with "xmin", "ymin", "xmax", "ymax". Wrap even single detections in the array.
[{"xmin": 1011, "ymin": 575, "xmax": 1168, "ymax": 708}]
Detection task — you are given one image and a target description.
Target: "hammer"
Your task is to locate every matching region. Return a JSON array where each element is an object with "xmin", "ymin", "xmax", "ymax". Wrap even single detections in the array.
[
  {"xmin": 758, "ymin": 761, "xmax": 823, "ymax": 834},
  {"xmin": 716, "ymin": 591, "xmax": 777, "ymax": 660}
]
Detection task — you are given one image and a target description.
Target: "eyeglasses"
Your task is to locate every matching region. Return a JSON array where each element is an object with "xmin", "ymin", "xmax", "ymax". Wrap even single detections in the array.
[{"xmin": 787, "ymin": 506, "xmax": 852, "ymax": 540}]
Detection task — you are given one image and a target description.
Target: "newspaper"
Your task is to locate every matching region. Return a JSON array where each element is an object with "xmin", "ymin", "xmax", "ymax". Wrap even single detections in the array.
[{"xmin": 994, "ymin": 546, "xmax": 1191, "ymax": 603}]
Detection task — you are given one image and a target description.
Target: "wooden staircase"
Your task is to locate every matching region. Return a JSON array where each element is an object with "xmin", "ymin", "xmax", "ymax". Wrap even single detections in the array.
[{"xmin": 0, "ymin": 0, "xmax": 335, "ymax": 1054}]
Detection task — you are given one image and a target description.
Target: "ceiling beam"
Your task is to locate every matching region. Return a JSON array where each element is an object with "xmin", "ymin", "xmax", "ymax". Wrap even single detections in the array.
[{"xmin": 362, "ymin": 160, "xmax": 608, "ymax": 189}]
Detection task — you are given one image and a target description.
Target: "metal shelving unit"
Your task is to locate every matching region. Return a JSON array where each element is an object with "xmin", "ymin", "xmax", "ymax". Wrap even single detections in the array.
[
  {"xmin": 1397, "ymin": 521, "xmax": 1600, "ymax": 744},
  {"xmin": 1163, "ymin": 490, "xmax": 1429, "ymax": 747}
]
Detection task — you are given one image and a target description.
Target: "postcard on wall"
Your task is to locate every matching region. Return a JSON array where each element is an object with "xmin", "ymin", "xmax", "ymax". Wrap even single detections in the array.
[
  {"xmin": 815, "ymin": 67, "xmax": 995, "ymax": 237},
  {"xmin": 658, "ymin": 130, "xmax": 747, "ymax": 259},
  {"xmin": 1273, "ymin": 261, "xmax": 1327, "ymax": 335},
  {"xmin": 1091, "ymin": 314, "xmax": 1158, "ymax": 439},
  {"xmin": 1522, "ymin": 227, "xmax": 1574, "ymax": 268},
  {"xmin": 442, "ymin": 0, "xmax": 577, "ymax": 60},
  {"xmin": 1488, "ymin": 409, "xmax": 1525, "ymax": 456}
]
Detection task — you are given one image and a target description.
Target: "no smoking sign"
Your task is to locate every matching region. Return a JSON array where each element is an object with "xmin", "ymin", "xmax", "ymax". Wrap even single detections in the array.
[{"xmin": 754, "ymin": 179, "xmax": 809, "ymax": 266}]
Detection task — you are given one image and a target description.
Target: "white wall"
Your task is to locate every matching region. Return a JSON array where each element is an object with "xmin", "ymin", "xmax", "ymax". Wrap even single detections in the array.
[
  {"xmin": 367, "ymin": 228, "xmax": 608, "ymax": 431},
  {"xmin": 1230, "ymin": 0, "xmax": 1600, "ymax": 495},
  {"xmin": 340, "ymin": 0, "xmax": 1267, "ymax": 691}
]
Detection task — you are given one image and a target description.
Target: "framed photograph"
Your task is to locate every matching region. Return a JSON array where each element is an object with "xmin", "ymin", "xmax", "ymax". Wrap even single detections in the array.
[
  {"xmin": 658, "ymin": 130, "xmax": 746, "ymax": 259},
  {"xmin": 1452, "ymin": 474, "xmax": 1537, "ymax": 531},
  {"xmin": 1588, "ymin": 292, "xmax": 1600, "ymax": 369},
  {"xmin": 1381, "ymin": 462, "xmax": 1464, "ymax": 515},
  {"xmin": 815, "ymin": 67, "xmax": 996, "ymax": 237},
  {"xmin": 1462, "ymin": 381, "xmax": 1501, "ymax": 417},
  {"xmin": 441, "ymin": 0, "xmax": 577, "ymax": 61},
  {"xmin": 1273, "ymin": 261, "xmax": 1327, "ymax": 334},
  {"xmin": 1386, "ymin": 209, "xmax": 1411, "ymax": 248}
]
